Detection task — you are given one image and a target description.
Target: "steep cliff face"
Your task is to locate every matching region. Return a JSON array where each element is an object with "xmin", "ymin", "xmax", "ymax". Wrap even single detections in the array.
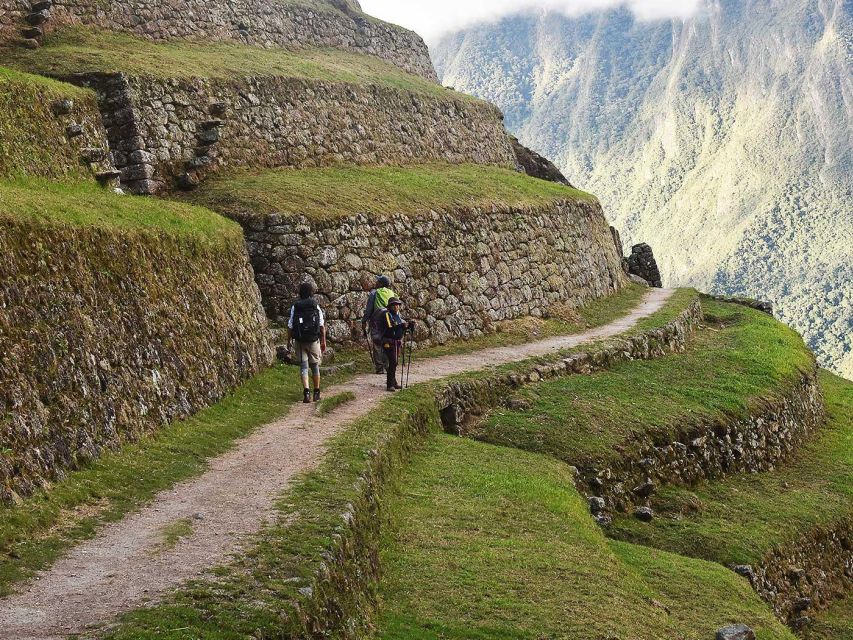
[{"xmin": 433, "ymin": 0, "xmax": 853, "ymax": 379}]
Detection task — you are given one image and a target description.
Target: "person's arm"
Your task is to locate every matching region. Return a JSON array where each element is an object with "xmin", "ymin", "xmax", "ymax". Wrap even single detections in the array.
[
  {"xmin": 362, "ymin": 291, "xmax": 376, "ymax": 328},
  {"xmin": 319, "ymin": 308, "xmax": 327, "ymax": 353},
  {"xmin": 286, "ymin": 306, "xmax": 295, "ymax": 343}
]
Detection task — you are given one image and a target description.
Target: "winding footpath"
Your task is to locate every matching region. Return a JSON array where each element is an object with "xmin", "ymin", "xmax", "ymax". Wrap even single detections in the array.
[{"xmin": 0, "ymin": 288, "xmax": 674, "ymax": 639}]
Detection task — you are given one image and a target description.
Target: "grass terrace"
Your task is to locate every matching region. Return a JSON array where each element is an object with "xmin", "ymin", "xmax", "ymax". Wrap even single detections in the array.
[
  {"xmin": 0, "ymin": 178, "xmax": 239, "ymax": 243},
  {"xmin": 609, "ymin": 370, "xmax": 853, "ymax": 566},
  {"xmin": 474, "ymin": 298, "xmax": 815, "ymax": 469},
  {"xmin": 376, "ymin": 435, "xmax": 795, "ymax": 640},
  {"xmin": 188, "ymin": 163, "xmax": 596, "ymax": 220},
  {"xmin": 0, "ymin": 28, "xmax": 461, "ymax": 100}
]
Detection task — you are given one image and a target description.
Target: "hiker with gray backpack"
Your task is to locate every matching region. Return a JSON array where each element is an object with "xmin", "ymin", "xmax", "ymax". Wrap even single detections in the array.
[{"xmin": 287, "ymin": 281, "xmax": 327, "ymax": 404}]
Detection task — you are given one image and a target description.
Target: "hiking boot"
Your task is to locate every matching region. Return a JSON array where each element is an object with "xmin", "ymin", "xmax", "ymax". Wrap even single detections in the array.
[
  {"xmin": 313, "ymin": 389, "xmax": 321, "ymax": 402},
  {"xmin": 303, "ymin": 389, "xmax": 311, "ymax": 404},
  {"xmin": 374, "ymin": 367, "xmax": 386, "ymax": 375},
  {"xmin": 385, "ymin": 385, "xmax": 397, "ymax": 393},
  {"xmin": 394, "ymin": 381, "xmax": 403, "ymax": 390}
]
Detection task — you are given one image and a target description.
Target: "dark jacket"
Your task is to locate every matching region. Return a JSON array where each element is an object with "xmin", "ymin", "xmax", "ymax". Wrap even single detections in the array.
[{"xmin": 381, "ymin": 309, "xmax": 407, "ymax": 343}]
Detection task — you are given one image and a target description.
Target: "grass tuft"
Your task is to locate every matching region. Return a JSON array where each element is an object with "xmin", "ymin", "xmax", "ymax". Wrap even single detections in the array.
[{"xmin": 316, "ymin": 391, "xmax": 356, "ymax": 417}]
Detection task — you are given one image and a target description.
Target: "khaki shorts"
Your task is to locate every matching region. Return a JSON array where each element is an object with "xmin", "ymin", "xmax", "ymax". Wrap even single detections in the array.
[{"xmin": 295, "ymin": 340, "xmax": 322, "ymax": 367}]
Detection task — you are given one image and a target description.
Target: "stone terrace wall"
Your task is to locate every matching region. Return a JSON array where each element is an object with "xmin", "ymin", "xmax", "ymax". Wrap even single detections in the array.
[
  {"xmin": 80, "ymin": 74, "xmax": 517, "ymax": 194},
  {"xmin": 238, "ymin": 200, "xmax": 627, "ymax": 345},
  {"xmin": 0, "ymin": 0, "xmax": 436, "ymax": 80},
  {"xmin": 0, "ymin": 217, "xmax": 274, "ymax": 503}
]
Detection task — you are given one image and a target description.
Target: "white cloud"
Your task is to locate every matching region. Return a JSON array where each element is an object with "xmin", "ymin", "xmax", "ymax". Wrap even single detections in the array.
[{"xmin": 359, "ymin": 0, "xmax": 701, "ymax": 41}]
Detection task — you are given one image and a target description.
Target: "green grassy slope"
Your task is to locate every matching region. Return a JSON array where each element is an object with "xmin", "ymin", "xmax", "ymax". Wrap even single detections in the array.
[
  {"xmin": 0, "ymin": 179, "xmax": 239, "ymax": 242},
  {"xmin": 475, "ymin": 299, "xmax": 814, "ymax": 468},
  {"xmin": 0, "ymin": 67, "xmax": 96, "ymax": 180},
  {"xmin": 0, "ymin": 28, "xmax": 457, "ymax": 99},
  {"xmin": 609, "ymin": 370, "xmax": 852, "ymax": 566},
  {"xmin": 188, "ymin": 163, "xmax": 595, "ymax": 220},
  {"xmin": 377, "ymin": 436, "xmax": 795, "ymax": 640}
]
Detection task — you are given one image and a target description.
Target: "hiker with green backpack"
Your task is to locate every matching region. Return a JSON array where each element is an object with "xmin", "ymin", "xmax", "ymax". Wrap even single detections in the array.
[
  {"xmin": 288, "ymin": 281, "xmax": 327, "ymax": 404},
  {"xmin": 362, "ymin": 275, "xmax": 397, "ymax": 374}
]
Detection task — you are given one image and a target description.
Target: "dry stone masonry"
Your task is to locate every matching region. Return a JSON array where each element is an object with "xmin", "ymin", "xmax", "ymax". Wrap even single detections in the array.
[
  {"xmin": 75, "ymin": 73, "xmax": 517, "ymax": 194},
  {"xmin": 237, "ymin": 200, "xmax": 627, "ymax": 346},
  {"xmin": 0, "ymin": 217, "xmax": 273, "ymax": 504},
  {"xmin": 738, "ymin": 520, "xmax": 853, "ymax": 626},
  {"xmin": 0, "ymin": 0, "xmax": 436, "ymax": 80}
]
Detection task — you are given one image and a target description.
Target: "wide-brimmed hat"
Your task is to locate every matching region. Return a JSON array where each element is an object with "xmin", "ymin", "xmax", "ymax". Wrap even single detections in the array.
[{"xmin": 387, "ymin": 297, "xmax": 403, "ymax": 307}]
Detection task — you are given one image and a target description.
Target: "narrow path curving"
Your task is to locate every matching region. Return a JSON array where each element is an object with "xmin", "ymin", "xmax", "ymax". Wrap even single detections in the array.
[{"xmin": 0, "ymin": 288, "xmax": 675, "ymax": 639}]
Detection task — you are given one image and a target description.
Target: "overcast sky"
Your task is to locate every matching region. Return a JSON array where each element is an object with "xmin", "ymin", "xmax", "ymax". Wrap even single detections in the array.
[{"xmin": 360, "ymin": 0, "xmax": 701, "ymax": 41}]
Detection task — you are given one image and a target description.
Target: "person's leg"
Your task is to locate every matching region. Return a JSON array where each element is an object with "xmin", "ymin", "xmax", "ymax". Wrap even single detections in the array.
[
  {"xmin": 383, "ymin": 342, "xmax": 398, "ymax": 391},
  {"xmin": 373, "ymin": 342, "xmax": 386, "ymax": 374},
  {"xmin": 308, "ymin": 341, "xmax": 322, "ymax": 401},
  {"xmin": 296, "ymin": 342, "xmax": 311, "ymax": 403}
]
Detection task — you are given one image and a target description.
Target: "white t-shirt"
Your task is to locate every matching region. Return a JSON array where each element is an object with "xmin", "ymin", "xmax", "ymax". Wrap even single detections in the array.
[{"xmin": 288, "ymin": 304, "xmax": 325, "ymax": 329}]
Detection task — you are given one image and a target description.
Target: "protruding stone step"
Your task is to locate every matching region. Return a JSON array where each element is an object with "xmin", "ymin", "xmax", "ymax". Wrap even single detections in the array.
[
  {"xmin": 200, "ymin": 119, "xmax": 226, "ymax": 130},
  {"xmin": 209, "ymin": 102, "xmax": 228, "ymax": 116},
  {"xmin": 715, "ymin": 624, "xmax": 755, "ymax": 640},
  {"xmin": 26, "ymin": 10, "xmax": 49, "ymax": 26},
  {"xmin": 95, "ymin": 170, "xmax": 122, "ymax": 186},
  {"xmin": 65, "ymin": 123, "xmax": 84, "ymax": 138},
  {"xmin": 81, "ymin": 148, "xmax": 108, "ymax": 163},
  {"xmin": 177, "ymin": 171, "xmax": 201, "ymax": 191},
  {"xmin": 21, "ymin": 26, "xmax": 42, "ymax": 39},
  {"xmin": 197, "ymin": 128, "xmax": 221, "ymax": 145},
  {"xmin": 30, "ymin": 0, "xmax": 53, "ymax": 11},
  {"xmin": 21, "ymin": 37, "xmax": 40, "ymax": 49},
  {"xmin": 51, "ymin": 99, "xmax": 73, "ymax": 116}
]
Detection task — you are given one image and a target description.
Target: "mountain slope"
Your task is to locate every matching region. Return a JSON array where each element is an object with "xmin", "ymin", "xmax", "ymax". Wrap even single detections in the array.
[{"xmin": 433, "ymin": 0, "xmax": 853, "ymax": 379}]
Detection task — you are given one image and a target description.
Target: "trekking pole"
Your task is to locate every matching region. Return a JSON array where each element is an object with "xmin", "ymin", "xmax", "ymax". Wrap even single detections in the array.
[
  {"xmin": 365, "ymin": 332, "xmax": 376, "ymax": 370},
  {"xmin": 405, "ymin": 331, "xmax": 414, "ymax": 388}
]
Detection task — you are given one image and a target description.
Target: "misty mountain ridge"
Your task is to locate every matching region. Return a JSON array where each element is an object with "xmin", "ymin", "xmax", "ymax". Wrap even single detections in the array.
[{"xmin": 433, "ymin": 0, "xmax": 853, "ymax": 379}]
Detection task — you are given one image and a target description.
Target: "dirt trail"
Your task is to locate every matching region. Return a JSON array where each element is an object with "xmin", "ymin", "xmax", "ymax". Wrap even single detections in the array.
[{"xmin": 0, "ymin": 288, "xmax": 674, "ymax": 639}]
